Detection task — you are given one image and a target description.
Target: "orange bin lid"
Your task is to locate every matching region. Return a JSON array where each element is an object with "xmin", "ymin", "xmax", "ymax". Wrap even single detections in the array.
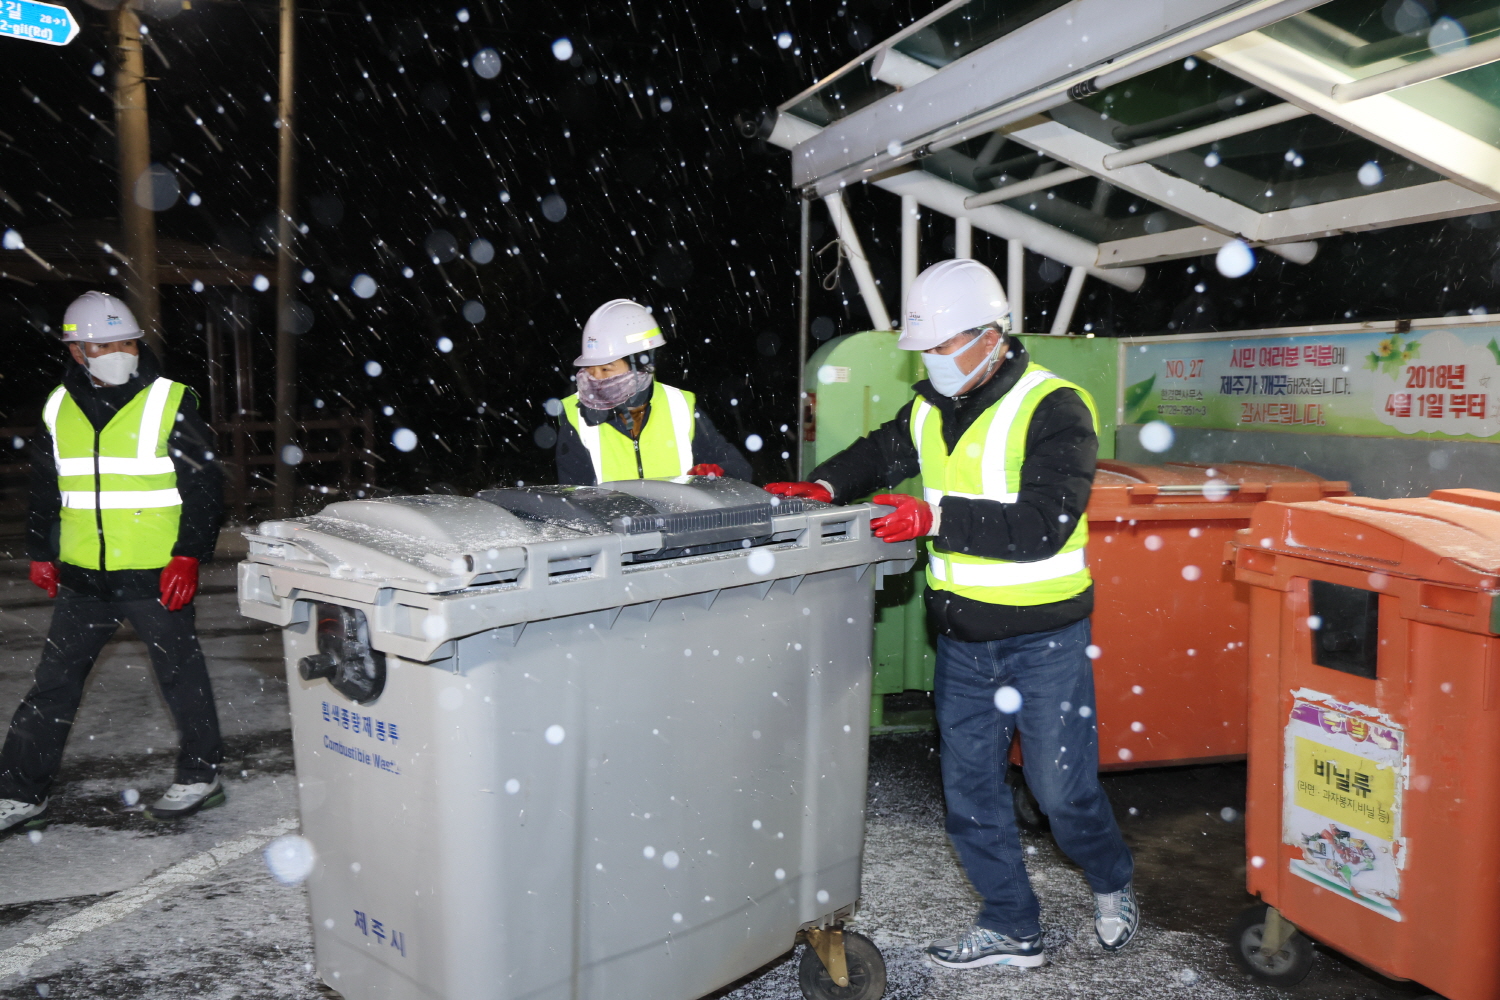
[
  {"xmin": 1235, "ymin": 488, "xmax": 1500, "ymax": 589},
  {"xmin": 1090, "ymin": 460, "xmax": 1349, "ymax": 520}
]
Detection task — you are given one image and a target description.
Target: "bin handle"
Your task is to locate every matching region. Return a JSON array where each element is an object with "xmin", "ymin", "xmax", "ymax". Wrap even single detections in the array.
[{"xmin": 1133, "ymin": 483, "xmax": 1245, "ymax": 496}]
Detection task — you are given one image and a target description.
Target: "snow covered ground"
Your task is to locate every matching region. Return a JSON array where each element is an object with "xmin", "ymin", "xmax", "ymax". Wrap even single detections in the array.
[{"xmin": 0, "ymin": 542, "xmax": 1427, "ymax": 1000}]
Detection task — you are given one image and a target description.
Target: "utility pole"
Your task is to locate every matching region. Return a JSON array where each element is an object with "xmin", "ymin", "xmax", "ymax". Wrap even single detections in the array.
[
  {"xmin": 113, "ymin": 5, "xmax": 161, "ymax": 357},
  {"xmin": 272, "ymin": 0, "xmax": 298, "ymax": 517}
]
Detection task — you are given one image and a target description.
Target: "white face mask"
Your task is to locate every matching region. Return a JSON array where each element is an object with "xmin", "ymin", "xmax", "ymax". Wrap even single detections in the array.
[
  {"xmin": 922, "ymin": 332, "xmax": 1001, "ymax": 397},
  {"xmin": 84, "ymin": 350, "xmax": 139, "ymax": 386}
]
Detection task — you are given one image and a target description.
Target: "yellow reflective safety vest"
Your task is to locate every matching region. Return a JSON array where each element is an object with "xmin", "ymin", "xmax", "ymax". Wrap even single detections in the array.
[
  {"xmin": 561, "ymin": 382, "xmax": 696, "ymax": 482},
  {"xmin": 42, "ymin": 377, "xmax": 187, "ymax": 571},
  {"xmin": 911, "ymin": 363, "xmax": 1098, "ymax": 607}
]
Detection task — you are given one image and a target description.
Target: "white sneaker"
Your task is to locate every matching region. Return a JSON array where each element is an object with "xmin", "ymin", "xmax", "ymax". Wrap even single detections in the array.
[
  {"xmin": 0, "ymin": 797, "xmax": 48, "ymax": 834},
  {"xmin": 147, "ymin": 777, "xmax": 225, "ymax": 820},
  {"xmin": 1095, "ymin": 883, "xmax": 1140, "ymax": 951},
  {"xmin": 925, "ymin": 925, "xmax": 1046, "ymax": 968}
]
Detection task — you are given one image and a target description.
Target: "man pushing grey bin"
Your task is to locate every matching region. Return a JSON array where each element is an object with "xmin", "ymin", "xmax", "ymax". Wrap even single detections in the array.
[{"xmin": 236, "ymin": 477, "xmax": 912, "ymax": 1000}]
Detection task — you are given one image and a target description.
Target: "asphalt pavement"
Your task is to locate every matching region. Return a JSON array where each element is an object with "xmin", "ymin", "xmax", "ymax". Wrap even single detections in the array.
[{"xmin": 0, "ymin": 526, "xmax": 1432, "ymax": 1000}]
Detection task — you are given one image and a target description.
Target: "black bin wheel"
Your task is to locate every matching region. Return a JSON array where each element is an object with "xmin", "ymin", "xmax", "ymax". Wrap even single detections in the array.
[
  {"xmin": 1229, "ymin": 903, "xmax": 1315, "ymax": 987},
  {"xmin": 798, "ymin": 930, "xmax": 886, "ymax": 1000}
]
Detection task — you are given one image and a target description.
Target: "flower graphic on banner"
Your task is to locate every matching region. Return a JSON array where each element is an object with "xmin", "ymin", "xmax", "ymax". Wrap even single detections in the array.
[
  {"xmin": 1371, "ymin": 329, "xmax": 1500, "ymax": 435},
  {"xmin": 1364, "ymin": 334, "xmax": 1420, "ymax": 378}
]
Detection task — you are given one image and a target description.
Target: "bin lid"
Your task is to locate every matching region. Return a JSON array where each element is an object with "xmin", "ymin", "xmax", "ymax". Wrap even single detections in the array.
[
  {"xmin": 247, "ymin": 495, "xmax": 575, "ymax": 592},
  {"xmin": 1236, "ymin": 488, "xmax": 1500, "ymax": 589},
  {"xmin": 1090, "ymin": 460, "xmax": 1348, "ymax": 520},
  {"xmin": 477, "ymin": 477, "xmax": 810, "ymax": 557}
]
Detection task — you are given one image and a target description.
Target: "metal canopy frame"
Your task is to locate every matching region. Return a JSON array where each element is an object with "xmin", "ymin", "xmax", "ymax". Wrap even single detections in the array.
[
  {"xmin": 1206, "ymin": 30, "xmax": 1500, "ymax": 200},
  {"xmin": 788, "ymin": 0, "xmax": 1330, "ymax": 194},
  {"xmin": 762, "ymin": 0, "xmax": 1500, "ymax": 342}
]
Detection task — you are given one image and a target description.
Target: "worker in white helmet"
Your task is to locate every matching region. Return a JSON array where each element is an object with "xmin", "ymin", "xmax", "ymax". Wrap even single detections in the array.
[
  {"xmin": 0, "ymin": 291, "xmax": 226, "ymax": 835},
  {"xmin": 767, "ymin": 259, "xmax": 1137, "ymax": 968},
  {"xmin": 555, "ymin": 298, "xmax": 752, "ymax": 485}
]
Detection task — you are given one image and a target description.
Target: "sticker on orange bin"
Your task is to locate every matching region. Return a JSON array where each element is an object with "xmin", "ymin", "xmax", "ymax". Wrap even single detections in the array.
[{"xmin": 1283, "ymin": 693, "xmax": 1404, "ymax": 922}]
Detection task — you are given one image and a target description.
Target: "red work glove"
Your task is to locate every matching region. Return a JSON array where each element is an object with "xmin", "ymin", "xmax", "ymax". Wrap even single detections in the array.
[
  {"xmin": 29, "ymin": 561, "xmax": 59, "ymax": 599},
  {"xmin": 687, "ymin": 463, "xmax": 726, "ymax": 478},
  {"xmin": 764, "ymin": 481, "xmax": 833, "ymax": 504},
  {"xmin": 870, "ymin": 494, "xmax": 933, "ymax": 543},
  {"xmin": 159, "ymin": 556, "xmax": 200, "ymax": 611}
]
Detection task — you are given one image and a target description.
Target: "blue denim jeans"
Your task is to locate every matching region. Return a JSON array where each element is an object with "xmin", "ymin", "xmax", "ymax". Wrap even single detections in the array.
[{"xmin": 934, "ymin": 617, "xmax": 1133, "ymax": 938}]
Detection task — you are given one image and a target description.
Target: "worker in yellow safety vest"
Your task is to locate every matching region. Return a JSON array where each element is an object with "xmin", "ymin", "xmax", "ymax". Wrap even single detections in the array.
[
  {"xmin": 555, "ymin": 298, "xmax": 752, "ymax": 485},
  {"xmin": 0, "ymin": 292, "xmax": 226, "ymax": 835},
  {"xmin": 766, "ymin": 259, "xmax": 1137, "ymax": 969}
]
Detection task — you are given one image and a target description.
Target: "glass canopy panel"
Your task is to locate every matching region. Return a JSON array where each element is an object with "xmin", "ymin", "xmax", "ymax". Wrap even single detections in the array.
[
  {"xmin": 784, "ymin": 62, "xmax": 893, "ymax": 128},
  {"xmin": 1264, "ymin": 1, "xmax": 1500, "ymax": 149},
  {"xmin": 1055, "ymin": 58, "xmax": 1442, "ymax": 213},
  {"xmin": 890, "ymin": 0, "xmax": 1071, "ymax": 70},
  {"xmin": 781, "ymin": 0, "xmax": 1072, "ymax": 127},
  {"xmin": 920, "ymin": 142, "xmax": 1201, "ymax": 245}
]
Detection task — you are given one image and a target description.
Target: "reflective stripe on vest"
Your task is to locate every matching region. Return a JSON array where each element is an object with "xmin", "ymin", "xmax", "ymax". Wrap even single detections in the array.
[
  {"xmin": 911, "ymin": 364, "xmax": 1097, "ymax": 606},
  {"xmin": 913, "ymin": 368, "xmax": 1055, "ymax": 506},
  {"xmin": 59, "ymin": 488, "xmax": 185, "ymax": 510},
  {"xmin": 42, "ymin": 377, "xmax": 186, "ymax": 570},
  {"xmin": 562, "ymin": 382, "xmax": 697, "ymax": 483},
  {"xmin": 928, "ymin": 547, "xmax": 1087, "ymax": 587}
]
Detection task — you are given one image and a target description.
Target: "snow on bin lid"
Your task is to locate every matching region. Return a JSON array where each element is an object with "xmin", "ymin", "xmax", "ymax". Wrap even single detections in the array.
[
  {"xmin": 248, "ymin": 495, "xmax": 569, "ymax": 592},
  {"xmin": 603, "ymin": 476, "xmax": 791, "ymax": 514},
  {"xmin": 1090, "ymin": 460, "xmax": 1348, "ymax": 518},
  {"xmin": 1238, "ymin": 489, "xmax": 1500, "ymax": 587},
  {"xmin": 319, "ymin": 494, "xmax": 558, "ymax": 547}
]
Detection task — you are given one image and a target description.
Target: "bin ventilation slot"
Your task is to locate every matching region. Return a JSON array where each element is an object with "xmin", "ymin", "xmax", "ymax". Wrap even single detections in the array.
[
  {"xmin": 469, "ymin": 568, "xmax": 523, "ymax": 587},
  {"xmin": 1309, "ymin": 581, "xmax": 1379, "ymax": 680},
  {"xmin": 548, "ymin": 552, "xmax": 599, "ymax": 583},
  {"xmin": 820, "ymin": 518, "xmax": 853, "ymax": 542}
]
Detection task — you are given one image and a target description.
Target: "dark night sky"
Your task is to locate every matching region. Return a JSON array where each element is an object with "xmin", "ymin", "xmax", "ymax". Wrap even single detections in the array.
[{"xmin": 2, "ymin": 0, "xmax": 1498, "ymax": 503}]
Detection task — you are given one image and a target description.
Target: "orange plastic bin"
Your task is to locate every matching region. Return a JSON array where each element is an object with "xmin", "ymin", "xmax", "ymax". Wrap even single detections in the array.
[
  {"xmin": 1226, "ymin": 489, "xmax": 1500, "ymax": 997},
  {"xmin": 1082, "ymin": 461, "xmax": 1348, "ymax": 770}
]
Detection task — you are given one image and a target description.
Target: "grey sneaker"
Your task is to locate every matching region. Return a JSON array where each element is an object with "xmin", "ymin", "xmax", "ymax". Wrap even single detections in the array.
[
  {"xmin": 0, "ymin": 797, "xmax": 48, "ymax": 834},
  {"xmin": 147, "ymin": 777, "xmax": 225, "ymax": 821},
  {"xmin": 1095, "ymin": 883, "xmax": 1140, "ymax": 951},
  {"xmin": 925, "ymin": 924, "xmax": 1046, "ymax": 969}
]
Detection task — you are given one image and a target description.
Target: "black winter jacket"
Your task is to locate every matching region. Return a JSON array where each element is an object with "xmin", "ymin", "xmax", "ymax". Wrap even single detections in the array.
[
  {"xmin": 554, "ymin": 385, "xmax": 754, "ymax": 486},
  {"xmin": 26, "ymin": 344, "xmax": 224, "ymax": 600},
  {"xmin": 808, "ymin": 340, "xmax": 1097, "ymax": 643}
]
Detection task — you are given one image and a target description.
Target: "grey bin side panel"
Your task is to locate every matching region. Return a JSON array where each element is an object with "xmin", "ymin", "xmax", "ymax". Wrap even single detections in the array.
[
  {"xmin": 245, "ymin": 504, "xmax": 912, "ymax": 664},
  {"xmin": 1116, "ymin": 423, "xmax": 1500, "ymax": 499},
  {"xmin": 250, "ymin": 493, "xmax": 910, "ymax": 999},
  {"xmin": 283, "ymin": 565, "xmax": 875, "ymax": 1000}
]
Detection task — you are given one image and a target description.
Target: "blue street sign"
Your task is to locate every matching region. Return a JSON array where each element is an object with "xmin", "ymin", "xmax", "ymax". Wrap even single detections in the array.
[{"xmin": 0, "ymin": 0, "xmax": 79, "ymax": 47}]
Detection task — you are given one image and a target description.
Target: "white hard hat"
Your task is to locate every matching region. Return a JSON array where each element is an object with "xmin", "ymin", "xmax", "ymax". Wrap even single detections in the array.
[
  {"xmin": 897, "ymin": 259, "xmax": 1010, "ymax": 351},
  {"xmin": 574, "ymin": 298, "xmax": 666, "ymax": 366},
  {"xmin": 61, "ymin": 291, "xmax": 141, "ymax": 344}
]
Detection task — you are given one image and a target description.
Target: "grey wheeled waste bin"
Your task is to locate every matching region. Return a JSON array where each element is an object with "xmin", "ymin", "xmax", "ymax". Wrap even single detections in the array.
[{"xmin": 237, "ymin": 477, "xmax": 914, "ymax": 1000}]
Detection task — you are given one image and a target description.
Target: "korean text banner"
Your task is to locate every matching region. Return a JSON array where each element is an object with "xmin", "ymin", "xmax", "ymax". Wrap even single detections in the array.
[{"xmin": 1122, "ymin": 324, "xmax": 1500, "ymax": 442}]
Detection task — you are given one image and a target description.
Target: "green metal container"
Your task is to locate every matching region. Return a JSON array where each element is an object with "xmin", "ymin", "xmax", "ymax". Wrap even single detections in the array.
[{"xmin": 803, "ymin": 331, "xmax": 1120, "ymax": 726}]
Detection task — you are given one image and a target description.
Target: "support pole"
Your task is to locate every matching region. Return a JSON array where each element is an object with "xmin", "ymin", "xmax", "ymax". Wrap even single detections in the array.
[
  {"xmin": 964, "ymin": 167, "xmax": 1088, "ymax": 210},
  {"xmin": 954, "ymin": 217, "xmax": 972, "ymax": 258},
  {"xmin": 1007, "ymin": 239, "xmax": 1025, "ymax": 333},
  {"xmin": 113, "ymin": 7, "xmax": 160, "ymax": 358},
  {"xmin": 205, "ymin": 311, "xmax": 224, "ymax": 427},
  {"xmin": 1050, "ymin": 266, "xmax": 1087, "ymax": 336},
  {"xmin": 900, "ymin": 195, "xmax": 919, "ymax": 320},
  {"xmin": 272, "ymin": 0, "xmax": 299, "ymax": 517},
  {"xmin": 796, "ymin": 194, "xmax": 811, "ymax": 479},
  {"xmin": 820, "ymin": 193, "xmax": 892, "ymax": 332}
]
